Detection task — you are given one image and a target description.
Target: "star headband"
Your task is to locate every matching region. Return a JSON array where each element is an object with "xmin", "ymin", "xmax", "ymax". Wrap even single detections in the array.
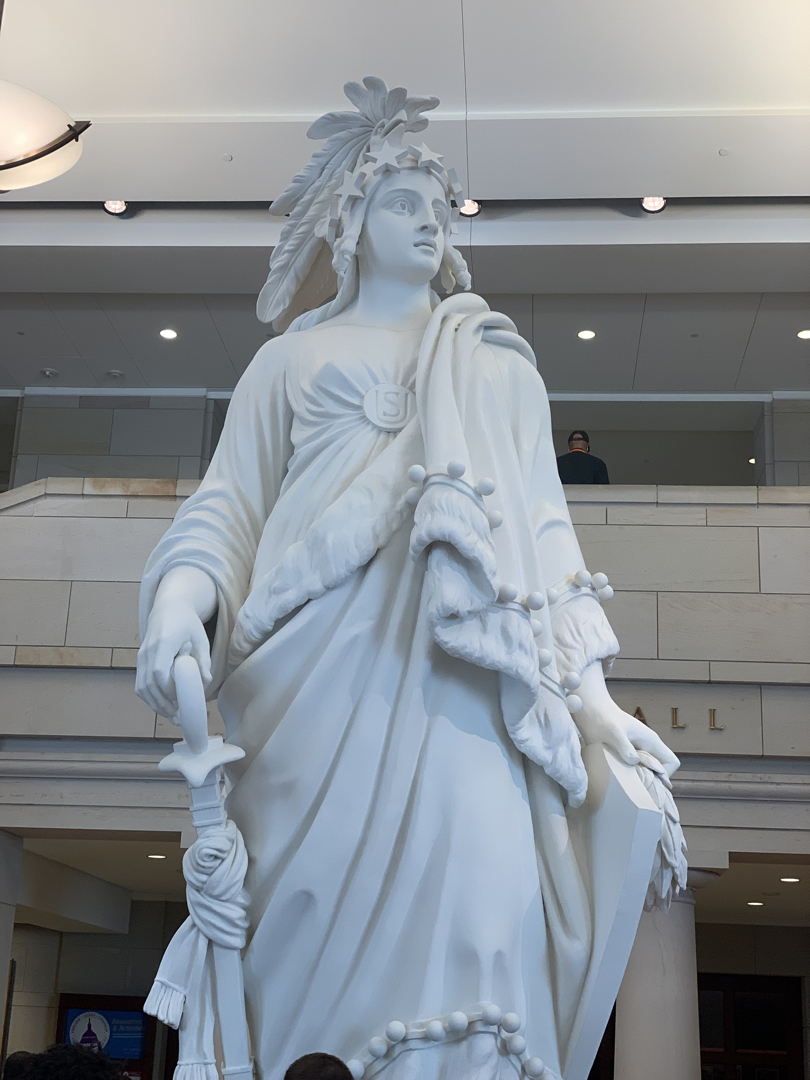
[{"xmin": 324, "ymin": 139, "xmax": 465, "ymax": 245}]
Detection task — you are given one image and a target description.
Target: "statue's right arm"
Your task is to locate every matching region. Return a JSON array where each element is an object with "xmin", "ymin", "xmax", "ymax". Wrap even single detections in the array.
[{"xmin": 136, "ymin": 336, "xmax": 295, "ymax": 717}]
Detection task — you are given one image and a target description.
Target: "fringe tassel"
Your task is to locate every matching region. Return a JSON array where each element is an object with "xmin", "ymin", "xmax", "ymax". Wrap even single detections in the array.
[
  {"xmin": 174, "ymin": 1063, "xmax": 219, "ymax": 1080},
  {"xmin": 145, "ymin": 980, "xmax": 186, "ymax": 1029}
]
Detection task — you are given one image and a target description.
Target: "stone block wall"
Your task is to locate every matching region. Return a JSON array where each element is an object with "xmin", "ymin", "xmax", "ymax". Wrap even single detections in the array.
[{"xmin": 0, "ymin": 478, "xmax": 809, "ymax": 757}]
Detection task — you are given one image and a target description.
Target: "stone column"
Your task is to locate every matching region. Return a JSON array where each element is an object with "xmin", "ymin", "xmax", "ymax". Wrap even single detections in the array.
[
  {"xmin": 0, "ymin": 831, "xmax": 23, "ymax": 1022},
  {"xmin": 613, "ymin": 870, "xmax": 719, "ymax": 1080}
]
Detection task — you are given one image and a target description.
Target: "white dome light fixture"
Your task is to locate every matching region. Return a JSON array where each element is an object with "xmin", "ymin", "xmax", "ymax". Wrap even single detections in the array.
[
  {"xmin": 640, "ymin": 196, "xmax": 667, "ymax": 214},
  {"xmin": 103, "ymin": 200, "xmax": 128, "ymax": 216},
  {"xmin": 0, "ymin": 81, "xmax": 90, "ymax": 192},
  {"xmin": 577, "ymin": 330, "xmax": 596, "ymax": 340},
  {"xmin": 797, "ymin": 330, "xmax": 810, "ymax": 340},
  {"xmin": 159, "ymin": 328, "xmax": 178, "ymax": 340},
  {"xmin": 458, "ymin": 199, "xmax": 481, "ymax": 217},
  {"xmin": 0, "ymin": 0, "xmax": 90, "ymax": 191}
]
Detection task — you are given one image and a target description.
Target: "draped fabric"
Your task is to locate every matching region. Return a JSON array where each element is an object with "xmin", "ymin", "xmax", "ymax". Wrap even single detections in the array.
[
  {"xmin": 145, "ymin": 822, "xmax": 250, "ymax": 1079},
  {"xmin": 140, "ymin": 296, "xmax": 620, "ymax": 1080}
]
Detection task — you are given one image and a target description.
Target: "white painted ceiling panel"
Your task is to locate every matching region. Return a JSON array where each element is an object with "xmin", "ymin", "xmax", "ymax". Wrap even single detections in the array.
[
  {"xmin": 41, "ymin": 294, "xmax": 148, "ymax": 388},
  {"xmin": 0, "ymin": 294, "xmax": 100, "ymax": 386},
  {"xmin": 465, "ymin": 115, "xmax": 810, "ymax": 200},
  {"xmin": 0, "ymin": 0, "xmax": 467, "ymax": 118},
  {"xmin": 532, "ymin": 294, "xmax": 645, "ymax": 390},
  {"xmin": 633, "ymin": 293, "xmax": 760, "ymax": 392},
  {"xmin": 2, "ymin": 292, "xmax": 807, "ymax": 391},
  {"xmin": 0, "ymin": 294, "xmax": 80, "ymax": 361},
  {"xmin": 1, "ymin": 0, "xmax": 808, "ymax": 201},
  {"xmin": 735, "ymin": 293, "xmax": 810, "ymax": 390},
  {"xmin": 461, "ymin": 0, "xmax": 810, "ymax": 113},
  {"xmin": 96, "ymin": 294, "xmax": 239, "ymax": 387},
  {"xmin": 203, "ymin": 294, "xmax": 273, "ymax": 376},
  {"xmin": 2, "ymin": 353, "xmax": 99, "ymax": 388}
]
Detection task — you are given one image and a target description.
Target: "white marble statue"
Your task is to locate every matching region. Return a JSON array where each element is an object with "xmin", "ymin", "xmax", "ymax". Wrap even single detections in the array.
[{"xmin": 137, "ymin": 77, "xmax": 685, "ymax": 1080}]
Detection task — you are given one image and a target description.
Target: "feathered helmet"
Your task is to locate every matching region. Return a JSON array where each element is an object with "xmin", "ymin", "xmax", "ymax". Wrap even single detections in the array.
[{"xmin": 257, "ymin": 76, "xmax": 472, "ymax": 333}]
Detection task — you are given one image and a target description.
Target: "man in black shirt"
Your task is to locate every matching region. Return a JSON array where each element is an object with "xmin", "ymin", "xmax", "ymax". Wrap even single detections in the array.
[{"xmin": 556, "ymin": 429, "xmax": 610, "ymax": 484}]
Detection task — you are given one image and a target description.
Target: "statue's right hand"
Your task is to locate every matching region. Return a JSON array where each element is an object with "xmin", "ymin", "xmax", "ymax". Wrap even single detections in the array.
[{"xmin": 136, "ymin": 600, "xmax": 212, "ymax": 719}]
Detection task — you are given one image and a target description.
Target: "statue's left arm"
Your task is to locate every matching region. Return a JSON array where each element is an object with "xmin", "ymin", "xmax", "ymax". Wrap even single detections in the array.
[{"xmin": 502, "ymin": 348, "xmax": 679, "ymax": 778}]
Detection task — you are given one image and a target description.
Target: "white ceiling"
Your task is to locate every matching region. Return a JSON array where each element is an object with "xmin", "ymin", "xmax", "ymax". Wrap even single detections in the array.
[
  {"xmin": 23, "ymin": 836, "xmax": 186, "ymax": 900},
  {"xmin": 1, "ymin": 290, "xmax": 807, "ymax": 391},
  {"xmin": 1, "ymin": 0, "xmax": 809, "ymax": 200},
  {"xmin": 696, "ymin": 862, "xmax": 810, "ymax": 927},
  {"xmin": 0, "ymin": 293, "xmax": 269, "ymax": 387},
  {"xmin": 5, "ymin": 0, "xmax": 808, "ymax": 119}
]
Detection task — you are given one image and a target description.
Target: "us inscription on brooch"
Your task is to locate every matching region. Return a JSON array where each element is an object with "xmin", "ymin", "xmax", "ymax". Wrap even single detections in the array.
[{"xmin": 363, "ymin": 383, "xmax": 416, "ymax": 432}]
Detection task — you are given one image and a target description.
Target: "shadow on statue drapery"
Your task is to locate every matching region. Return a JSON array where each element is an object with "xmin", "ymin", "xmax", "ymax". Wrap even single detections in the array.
[{"xmin": 588, "ymin": 1006, "xmax": 615, "ymax": 1080}]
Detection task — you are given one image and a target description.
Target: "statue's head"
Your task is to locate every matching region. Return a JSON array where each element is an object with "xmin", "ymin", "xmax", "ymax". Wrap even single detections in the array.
[
  {"xmin": 257, "ymin": 77, "xmax": 471, "ymax": 332},
  {"xmin": 357, "ymin": 167, "xmax": 449, "ymax": 286}
]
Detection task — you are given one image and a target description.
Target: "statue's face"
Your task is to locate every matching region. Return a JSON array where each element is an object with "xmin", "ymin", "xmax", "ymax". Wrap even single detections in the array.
[{"xmin": 358, "ymin": 168, "xmax": 449, "ymax": 285}]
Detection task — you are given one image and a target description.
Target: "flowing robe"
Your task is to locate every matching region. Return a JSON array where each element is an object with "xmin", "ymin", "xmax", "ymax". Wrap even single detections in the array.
[{"xmin": 141, "ymin": 296, "xmax": 621, "ymax": 1080}]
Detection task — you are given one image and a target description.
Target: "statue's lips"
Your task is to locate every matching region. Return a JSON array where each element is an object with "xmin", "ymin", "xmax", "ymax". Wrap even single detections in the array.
[{"xmin": 414, "ymin": 239, "xmax": 438, "ymax": 252}]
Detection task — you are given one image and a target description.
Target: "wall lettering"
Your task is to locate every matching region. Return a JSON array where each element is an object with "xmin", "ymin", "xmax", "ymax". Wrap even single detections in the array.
[{"xmin": 708, "ymin": 708, "xmax": 725, "ymax": 731}]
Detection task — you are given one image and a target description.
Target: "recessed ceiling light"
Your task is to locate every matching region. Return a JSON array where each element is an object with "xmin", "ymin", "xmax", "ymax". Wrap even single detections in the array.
[
  {"xmin": 147, "ymin": 854, "xmax": 167, "ymax": 860},
  {"xmin": 458, "ymin": 200, "xmax": 481, "ymax": 217},
  {"xmin": 641, "ymin": 197, "xmax": 667, "ymax": 214},
  {"xmin": 106, "ymin": 369, "xmax": 124, "ymax": 379},
  {"xmin": 780, "ymin": 877, "xmax": 800, "ymax": 882},
  {"xmin": 747, "ymin": 901, "xmax": 764, "ymax": 906},
  {"xmin": 577, "ymin": 330, "xmax": 596, "ymax": 340},
  {"xmin": 40, "ymin": 368, "xmax": 58, "ymax": 379},
  {"xmin": 749, "ymin": 458, "xmax": 756, "ymax": 464},
  {"xmin": 798, "ymin": 330, "xmax": 810, "ymax": 340},
  {"xmin": 160, "ymin": 328, "xmax": 178, "ymax": 340},
  {"xmin": 103, "ymin": 200, "xmax": 128, "ymax": 216}
]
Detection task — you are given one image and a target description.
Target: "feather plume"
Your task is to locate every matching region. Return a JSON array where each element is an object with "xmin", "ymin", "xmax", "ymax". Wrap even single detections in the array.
[{"xmin": 258, "ymin": 77, "xmax": 442, "ymax": 328}]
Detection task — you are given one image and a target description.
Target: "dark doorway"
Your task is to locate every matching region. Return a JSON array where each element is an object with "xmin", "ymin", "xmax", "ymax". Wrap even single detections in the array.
[
  {"xmin": 588, "ymin": 1007, "xmax": 615, "ymax": 1080},
  {"xmin": 699, "ymin": 973, "xmax": 804, "ymax": 1080}
]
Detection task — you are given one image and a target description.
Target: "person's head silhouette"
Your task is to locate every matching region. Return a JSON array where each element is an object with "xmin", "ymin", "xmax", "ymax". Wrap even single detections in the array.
[{"xmin": 284, "ymin": 1053, "xmax": 353, "ymax": 1080}]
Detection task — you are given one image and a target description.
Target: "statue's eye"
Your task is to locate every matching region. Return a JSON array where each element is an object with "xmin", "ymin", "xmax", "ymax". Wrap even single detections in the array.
[{"xmin": 393, "ymin": 198, "xmax": 411, "ymax": 213}]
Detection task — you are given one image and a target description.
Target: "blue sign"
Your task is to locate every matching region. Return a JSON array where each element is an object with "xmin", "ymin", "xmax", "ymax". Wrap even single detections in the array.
[{"xmin": 66, "ymin": 1008, "xmax": 146, "ymax": 1060}]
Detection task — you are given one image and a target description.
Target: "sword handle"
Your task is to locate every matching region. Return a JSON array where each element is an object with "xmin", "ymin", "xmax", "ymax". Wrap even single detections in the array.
[{"xmin": 173, "ymin": 653, "xmax": 209, "ymax": 756}]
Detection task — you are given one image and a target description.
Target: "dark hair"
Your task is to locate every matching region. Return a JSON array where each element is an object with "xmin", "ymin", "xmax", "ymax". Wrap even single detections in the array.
[
  {"xmin": 2, "ymin": 1051, "xmax": 37, "ymax": 1080},
  {"xmin": 568, "ymin": 430, "xmax": 589, "ymax": 444},
  {"xmin": 28, "ymin": 1046, "xmax": 123, "ymax": 1080},
  {"xmin": 283, "ymin": 1053, "xmax": 353, "ymax": 1080}
]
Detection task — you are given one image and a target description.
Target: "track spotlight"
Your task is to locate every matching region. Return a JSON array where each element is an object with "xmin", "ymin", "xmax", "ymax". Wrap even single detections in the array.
[
  {"xmin": 103, "ymin": 200, "xmax": 129, "ymax": 216},
  {"xmin": 640, "ymin": 197, "xmax": 667, "ymax": 214},
  {"xmin": 458, "ymin": 200, "xmax": 482, "ymax": 217}
]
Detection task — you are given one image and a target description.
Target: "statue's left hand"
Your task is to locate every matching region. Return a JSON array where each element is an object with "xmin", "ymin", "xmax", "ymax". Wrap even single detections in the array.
[{"xmin": 574, "ymin": 661, "xmax": 679, "ymax": 778}]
